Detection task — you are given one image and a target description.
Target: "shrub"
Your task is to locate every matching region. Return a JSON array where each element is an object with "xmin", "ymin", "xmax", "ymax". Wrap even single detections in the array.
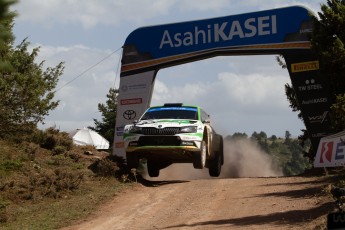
[
  {"xmin": 53, "ymin": 169, "xmax": 84, "ymax": 193},
  {"xmin": 21, "ymin": 141, "xmax": 39, "ymax": 161},
  {"xmin": 1, "ymin": 167, "xmax": 85, "ymax": 201},
  {"xmin": 46, "ymin": 154, "xmax": 68, "ymax": 166},
  {"xmin": 39, "ymin": 127, "xmax": 73, "ymax": 151},
  {"xmin": 52, "ymin": 146, "xmax": 66, "ymax": 156},
  {"xmin": 0, "ymin": 159, "xmax": 23, "ymax": 172},
  {"xmin": 88, "ymin": 158, "xmax": 119, "ymax": 177},
  {"xmin": 0, "ymin": 199, "xmax": 8, "ymax": 223}
]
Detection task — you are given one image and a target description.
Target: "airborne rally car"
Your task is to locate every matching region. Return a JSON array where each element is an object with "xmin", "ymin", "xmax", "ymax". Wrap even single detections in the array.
[{"xmin": 123, "ymin": 103, "xmax": 224, "ymax": 177}]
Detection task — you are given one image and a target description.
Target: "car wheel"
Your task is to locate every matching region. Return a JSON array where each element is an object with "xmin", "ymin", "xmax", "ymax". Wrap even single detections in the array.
[
  {"xmin": 126, "ymin": 153, "xmax": 139, "ymax": 169},
  {"xmin": 193, "ymin": 140, "xmax": 207, "ymax": 169},
  {"xmin": 209, "ymin": 140, "xmax": 223, "ymax": 177},
  {"xmin": 208, "ymin": 152, "xmax": 222, "ymax": 177},
  {"xmin": 147, "ymin": 160, "xmax": 160, "ymax": 177}
]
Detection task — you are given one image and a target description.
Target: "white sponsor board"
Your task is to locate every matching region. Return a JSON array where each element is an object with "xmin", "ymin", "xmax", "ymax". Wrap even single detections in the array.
[
  {"xmin": 113, "ymin": 70, "xmax": 156, "ymax": 158},
  {"xmin": 314, "ymin": 130, "xmax": 345, "ymax": 167}
]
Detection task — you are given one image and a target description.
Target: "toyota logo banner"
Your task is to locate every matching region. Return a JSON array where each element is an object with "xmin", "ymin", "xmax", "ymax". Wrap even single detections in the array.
[
  {"xmin": 113, "ymin": 70, "xmax": 156, "ymax": 157},
  {"xmin": 123, "ymin": 110, "xmax": 136, "ymax": 120},
  {"xmin": 314, "ymin": 130, "xmax": 345, "ymax": 167}
]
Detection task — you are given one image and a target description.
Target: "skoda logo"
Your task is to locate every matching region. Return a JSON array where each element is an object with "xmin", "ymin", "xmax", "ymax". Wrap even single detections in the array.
[{"xmin": 123, "ymin": 110, "xmax": 136, "ymax": 120}]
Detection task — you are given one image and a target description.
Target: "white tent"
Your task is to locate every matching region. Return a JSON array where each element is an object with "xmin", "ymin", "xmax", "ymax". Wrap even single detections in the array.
[{"xmin": 69, "ymin": 128, "xmax": 110, "ymax": 150}]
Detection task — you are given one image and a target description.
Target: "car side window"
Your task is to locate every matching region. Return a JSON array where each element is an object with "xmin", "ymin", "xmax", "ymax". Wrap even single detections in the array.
[{"xmin": 200, "ymin": 109, "xmax": 210, "ymax": 122}]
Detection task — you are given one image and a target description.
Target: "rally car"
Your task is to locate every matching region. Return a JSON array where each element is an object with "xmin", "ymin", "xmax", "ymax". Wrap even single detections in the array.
[{"xmin": 123, "ymin": 103, "xmax": 224, "ymax": 177}]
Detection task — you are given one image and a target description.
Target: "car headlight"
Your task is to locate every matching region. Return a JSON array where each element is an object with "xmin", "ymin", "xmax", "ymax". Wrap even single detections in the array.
[
  {"xmin": 129, "ymin": 126, "xmax": 142, "ymax": 134},
  {"xmin": 180, "ymin": 126, "xmax": 197, "ymax": 133}
]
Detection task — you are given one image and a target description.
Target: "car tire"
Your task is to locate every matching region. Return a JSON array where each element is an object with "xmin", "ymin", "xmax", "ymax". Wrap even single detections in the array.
[
  {"xmin": 126, "ymin": 153, "xmax": 139, "ymax": 169},
  {"xmin": 147, "ymin": 160, "xmax": 160, "ymax": 177},
  {"xmin": 193, "ymin": 140, "xmax": 207, "ymax": 169},
  {"xmin": 208, "ymin": 139, "xmax": 223, "ymax": 177}
]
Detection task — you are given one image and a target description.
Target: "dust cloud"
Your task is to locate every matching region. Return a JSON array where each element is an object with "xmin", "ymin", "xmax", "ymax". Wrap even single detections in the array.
[
  {"xmin": 221, "ymin": 138, "xmax": 283, "ymax": 178},
  {"xmin": 143, "ymin": 137, "xmax": 283, "ymax": 181}
]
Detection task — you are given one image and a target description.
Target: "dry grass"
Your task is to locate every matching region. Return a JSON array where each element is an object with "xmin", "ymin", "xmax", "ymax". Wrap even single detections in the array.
[{"xmin": 0, "ymin": 139, "xmax": 135, "ymax": 230}]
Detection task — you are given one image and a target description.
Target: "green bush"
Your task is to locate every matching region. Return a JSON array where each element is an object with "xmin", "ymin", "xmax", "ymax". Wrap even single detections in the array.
[
  {"xmin": 21, "ymin": 141, "xmax": 39, "ymax": 161},
  {"xmin": 53, "ymin": 169, "xmax": 84, "ymax": 193},
  {"xmin": 0, "ymin": 159, "xmax": 23, "ymax": 172},
  {"xmin": 88, "ymin": 158, "xmax": 119, "ymax": 177},
  {"xmin": 46, "ymin": 154, "xmax": 69, "ymax": 166},
  {"xmin": 52, "ymin": 146, "xmax": 66, "ymax": 156},
  {"xmin": 38, "ymin": 127, "xmax": 73, "ymax": 151},
  {"xmin": 0, "ymin": 198, "xmax": 8, "ymax": 223}
]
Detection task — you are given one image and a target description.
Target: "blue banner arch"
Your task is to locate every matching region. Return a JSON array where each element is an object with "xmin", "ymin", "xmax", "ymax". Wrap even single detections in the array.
[{"xmin": 114, "ymin": 6, "xmax": 332, "ymax": 157}]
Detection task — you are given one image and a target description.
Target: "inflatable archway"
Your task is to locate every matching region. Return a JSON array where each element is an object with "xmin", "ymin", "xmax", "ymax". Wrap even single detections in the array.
[{"xmin": 114, "ymin": 6, "xmax": 332, "ymax": 158}]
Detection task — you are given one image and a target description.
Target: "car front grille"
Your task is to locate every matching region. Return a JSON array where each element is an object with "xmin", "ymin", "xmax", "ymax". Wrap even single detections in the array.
[
  {"xmin": 141, "ymin": 127, "xmax": 180, "ymax": 135},
  {"xmin": 138, "ymin": 136, "xmax": 181, "ymax": 146}
]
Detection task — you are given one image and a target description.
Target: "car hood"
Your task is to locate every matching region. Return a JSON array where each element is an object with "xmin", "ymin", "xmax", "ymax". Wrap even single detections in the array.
[
  {"xmin": 135, "ymin": 119, "xmax": 199, "ymax": 128},
  {"xmin": 134, "ymin": 119, "xmax": 199, "ymax": 128}
]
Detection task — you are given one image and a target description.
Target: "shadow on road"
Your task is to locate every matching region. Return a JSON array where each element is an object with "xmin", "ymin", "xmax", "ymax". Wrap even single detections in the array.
[
  {"xmin": 249, "ymin": 186, "xmax": 322, "ymax": 199},
  {"xmin": 259, "ymin": 179, "xmax": 323, "ymax": 187},
  {"xmin": 164, "ymin": 202, "xmax": 333, "ymax": 229},
  {"xmin": 138, "ymin": 177, "xmax": 190, "ymax": 187}
]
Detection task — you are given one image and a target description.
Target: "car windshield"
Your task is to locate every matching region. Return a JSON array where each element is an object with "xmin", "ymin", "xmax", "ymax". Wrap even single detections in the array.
[{"xmin": 141, "ymin": 107, "xmax": 198, "ymax": 120}]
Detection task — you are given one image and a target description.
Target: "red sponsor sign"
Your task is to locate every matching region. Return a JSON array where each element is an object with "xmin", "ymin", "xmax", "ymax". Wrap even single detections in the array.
[
  {"xmin": 121, "ymin": 98, "xmax": 142, "ymax": 105},
  {"xmin": 320, "ymin": 142, "xmax": 333, "ymax": 163},
  {"xmin": 314, "ymin": 130, "xmax": 345, "ymax": 167}
]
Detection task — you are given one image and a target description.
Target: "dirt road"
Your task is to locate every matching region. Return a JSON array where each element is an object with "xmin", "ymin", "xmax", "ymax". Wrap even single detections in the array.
[{"xmin": 63, "ymin": 175, "xmax": 333, "ymax": 230}]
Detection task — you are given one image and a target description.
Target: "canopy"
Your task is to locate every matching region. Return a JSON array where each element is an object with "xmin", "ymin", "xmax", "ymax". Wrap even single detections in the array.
[{"xmin": 69, "ymin": 128, "xmax": 109, "ymax": 150}]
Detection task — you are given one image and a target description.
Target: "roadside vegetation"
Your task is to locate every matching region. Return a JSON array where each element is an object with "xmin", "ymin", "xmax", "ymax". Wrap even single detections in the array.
[
  {"xmin": 0, "ymin": 1, "xmax": 135, "ymax": 228},
  {"xmin": 0, "ymin": 127, "xmax": 135, "ymax": 229}
]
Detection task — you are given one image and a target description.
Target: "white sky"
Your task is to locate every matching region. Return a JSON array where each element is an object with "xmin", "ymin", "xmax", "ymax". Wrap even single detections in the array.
[{"xmin": 11, "ymin": 0, "xmax": 325, "ymax": 138}]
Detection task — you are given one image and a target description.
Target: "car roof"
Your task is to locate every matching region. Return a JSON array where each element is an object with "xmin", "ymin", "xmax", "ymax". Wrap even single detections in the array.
[{"xmin": 149, "ymin": 103, "xmax": 200, "ymax": 109}]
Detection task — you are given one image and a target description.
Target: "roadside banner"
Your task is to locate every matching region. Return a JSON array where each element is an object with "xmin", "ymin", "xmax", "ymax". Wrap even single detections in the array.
[
  {"xmin": 284, "ymin": 56, "xmax": 332, "ymax": 150},
  {"xmin": 314, "ymin": 130, "xmax": 345, "ymax": 167},
  {"xmin": 113, "ymin": 70, "xmax": 156, "ymax": 157}
]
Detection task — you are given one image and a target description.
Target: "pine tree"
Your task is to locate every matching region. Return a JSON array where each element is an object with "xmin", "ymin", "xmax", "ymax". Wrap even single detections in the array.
[
  {"xmin": 0, "ymin": 8, "xmax": 64, "ymax": 137},
  {"xmin": 311, "ymin": 0, "xmax": 345, "ymax": 132},
  {"xmin": 90, "ymin": 88, "xmax": 118, "ymax": 148},
  {"xmin": 0, "ymin": 0, "xmax": 17, "ymax": 71}
]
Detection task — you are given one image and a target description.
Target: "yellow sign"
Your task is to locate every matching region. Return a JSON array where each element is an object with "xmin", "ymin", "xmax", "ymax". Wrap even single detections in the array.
[{"xmin": 291, "ymin": 61, "xmax": 319, "ymax": 73}]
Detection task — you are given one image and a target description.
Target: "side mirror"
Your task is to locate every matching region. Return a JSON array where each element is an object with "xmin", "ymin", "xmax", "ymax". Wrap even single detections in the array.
[{"xmin": 203, "ymin": 119, "xmax": 210, "ymax": 124}]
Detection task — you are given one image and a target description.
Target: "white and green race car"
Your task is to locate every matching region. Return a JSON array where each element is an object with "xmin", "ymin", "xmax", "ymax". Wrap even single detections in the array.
[{"xmin": 123, "ymin": 103, "xmax": 224, "ymax": 177}]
